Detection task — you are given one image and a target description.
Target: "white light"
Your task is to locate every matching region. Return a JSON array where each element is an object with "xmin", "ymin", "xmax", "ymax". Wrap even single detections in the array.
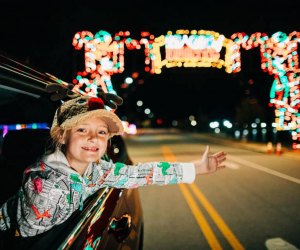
[
  {"xmin": 209, "ymin": 121, "xmax": 219, "ymax": 129},
  {"xmin": 261, "ymin": 122, "xmax": 267, "ymax": 128},
  {"xmin": 128, "ymin": 124, "xmax": 137, "ymax": 134},
  {"xmin": 137, "ymin": 100, "xmax": 143, "ymax": 106},
  {"xmin": 191, "ymin": 120, "xmax": 197, "ymax": 126},
  {"xmin": 255, "ymin": 118, "xmax": 260, "ymax": 123},
  {"xmin": 223, "ymin": 120, "xmax": 232, "ymax": 128},
  {"xmin": 100, "ymin": 58, "xmax": 113, "ymax": 70},
  {"xmin": 243, "ymin": 129, "xmax": 249, "ymax": 136},
  {"xmin": 144, "ymin": 108, "xmax": 151, "ymax": 115},
  {"xmin": 234, "ymin": 130, "xmax": 240, "ymax": 139},
  {"xmin": 214, "ymin": 128, "xmax": 220, "ymax": 134},
  {"xmin": 189, "ymin": 115, "xmax": 195, "ymax": 121},
  {"xmin": 125, "ymin": 77, "xmax": 133, "ymax": 84},
  {"xmin": 251, "ymin": 123, "xmax": 257, "ymax": 128}
]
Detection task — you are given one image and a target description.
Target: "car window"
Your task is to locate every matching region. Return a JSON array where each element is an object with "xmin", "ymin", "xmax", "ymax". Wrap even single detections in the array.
[{"xmin": 0, "ymin": 53, "xmax": 61, "ymax": 149}]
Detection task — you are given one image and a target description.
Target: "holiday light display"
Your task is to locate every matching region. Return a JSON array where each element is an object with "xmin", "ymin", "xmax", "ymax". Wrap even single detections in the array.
[
  {"xmin": 72, "ymin": 30, "xmax": 141, "ymax": 96},
  {"xmin": 71, "ymin": 29, "xmax": 300, "ymax": 148},
  {"xmin": 231, "ymin": 31, "xmax": 300, "ymax": 148},
  {"xmin": 146, "ymin": 29, "xmax": 235, "ymax": 74}
]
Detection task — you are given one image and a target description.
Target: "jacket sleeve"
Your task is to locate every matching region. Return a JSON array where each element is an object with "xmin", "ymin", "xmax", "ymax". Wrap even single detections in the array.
[
  {"xmin": 16, "ymin": 162, "xmax": 82, "ymax": 237},
  {"xmin": 85, "ymin": 160, "xmax": 195, "ymax": 192}
]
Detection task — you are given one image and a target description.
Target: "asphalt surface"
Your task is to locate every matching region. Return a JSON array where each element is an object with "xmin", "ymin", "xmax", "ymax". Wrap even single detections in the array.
[
  {"xmin": 125, "ymin": 129, "xmax": 300, "ymax": 250},
  {"xmin": 198, "ymin": 133, "xmax": 300, "ymax": 160},
  {"xmin": 134, "ymin": 129, "xmax": 300, "ymax": 160}
]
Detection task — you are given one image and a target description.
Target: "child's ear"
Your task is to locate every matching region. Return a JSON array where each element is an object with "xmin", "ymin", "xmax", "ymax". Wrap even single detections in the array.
[
  {"xmin": 58, "ymin": 136, "xmax": 65, "ymax": 144},
  {"xmin": 58, "ymin": 130, "xmax": 66, "ymax": 144}
]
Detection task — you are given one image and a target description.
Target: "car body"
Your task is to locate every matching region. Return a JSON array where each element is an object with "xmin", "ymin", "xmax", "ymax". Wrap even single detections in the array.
[{"xmin": 0, "ymin": 53, "xmax": 144, "ymax": 249}]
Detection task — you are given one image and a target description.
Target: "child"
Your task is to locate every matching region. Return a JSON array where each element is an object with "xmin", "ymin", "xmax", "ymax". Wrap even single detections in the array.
[{"xmin": 0, "ymin": 96, "xmax": 226, "ymax": 238}]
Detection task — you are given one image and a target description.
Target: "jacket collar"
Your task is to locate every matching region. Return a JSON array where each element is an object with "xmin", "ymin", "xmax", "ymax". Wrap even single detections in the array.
[{"xmin": 42, "ymin": 149, "xmax": 93, "ymax": 176}]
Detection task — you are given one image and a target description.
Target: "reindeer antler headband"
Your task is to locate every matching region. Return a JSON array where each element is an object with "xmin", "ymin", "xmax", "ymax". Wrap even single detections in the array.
[{"xmin": 45, "ymin": 83, "xmax": 123, "ymax": 110}]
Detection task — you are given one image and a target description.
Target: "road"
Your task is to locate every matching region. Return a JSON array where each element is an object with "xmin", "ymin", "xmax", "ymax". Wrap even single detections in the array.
[{"xmin": 124, "ymin": 131, "xmax": 300, "ymax": 250}]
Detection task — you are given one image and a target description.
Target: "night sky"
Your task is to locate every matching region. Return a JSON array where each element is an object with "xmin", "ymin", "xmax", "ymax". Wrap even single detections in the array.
[{"xmin": 1, "ymin": 0, "xmax": 300, "ymax": 128}]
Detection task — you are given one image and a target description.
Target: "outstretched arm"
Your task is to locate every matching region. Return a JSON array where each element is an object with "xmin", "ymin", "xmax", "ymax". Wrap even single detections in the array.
[
  {"xmin": 85, "ymin": 145, "xmax": 225, "ymax": 192},
  {"xmin": 194, "ymin": 145, "xmax": 226, "ymax": 175}
]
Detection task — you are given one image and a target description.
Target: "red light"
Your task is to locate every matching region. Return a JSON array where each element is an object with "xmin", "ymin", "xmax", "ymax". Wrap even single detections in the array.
[
  {"xmin": 156, "ymin": 119, "xmax": 163, "ymax": 125},
  {"xmin": 141, "ymin": 31, "xmax": 150, "ymax": 37},
  {"xmin": 132, "ymin": 72, "xmax": 139, "ymax": 78},
  {"xmin": 248, "ymin": 79, "xmax": 254, "ymax": 85},
  {"xmin": 121, "ymin": 83, "xmax": 128, "ymax": 89}
]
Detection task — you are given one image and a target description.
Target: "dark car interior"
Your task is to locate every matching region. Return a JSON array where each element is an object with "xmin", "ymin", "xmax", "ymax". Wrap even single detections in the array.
[
  {"xmin": 0, "ymin": 129, "xmax": 52, "ymax": 205},
  {"xmin": 0, "ymin": 53, "xmax": 58, "ymax": 206}
]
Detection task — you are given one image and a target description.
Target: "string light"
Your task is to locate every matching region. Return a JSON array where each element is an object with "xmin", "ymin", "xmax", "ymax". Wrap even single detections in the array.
[{"xmin": 1, "ymin": 123, "xmax": 49, "ymax": 136}]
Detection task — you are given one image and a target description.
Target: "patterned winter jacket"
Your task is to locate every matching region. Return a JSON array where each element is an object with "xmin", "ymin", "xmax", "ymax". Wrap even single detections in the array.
[{"xmin": 0, "ymin": 149, "xmax": 195, "ymax": 237}]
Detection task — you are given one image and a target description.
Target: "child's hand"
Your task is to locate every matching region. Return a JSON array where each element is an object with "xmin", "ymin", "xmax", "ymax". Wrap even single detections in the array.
[{"xmin": 194, "ymin": 145, "xmax": 226, "ymax": 175}]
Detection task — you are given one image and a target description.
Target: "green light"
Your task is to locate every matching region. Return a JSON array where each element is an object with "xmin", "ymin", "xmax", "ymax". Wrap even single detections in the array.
[
  {"xmin": 95, "ymin": 30, "xmax": 111, "ymax": 42},
  {"xmin": 84, "ymin": 35, "xmax": 92, "ymax": 41}
]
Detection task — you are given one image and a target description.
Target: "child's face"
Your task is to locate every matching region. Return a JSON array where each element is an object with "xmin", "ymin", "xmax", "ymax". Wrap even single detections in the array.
[{"xmin": 64, "ymin": 116, "xmax": 109, "ymax": 170}]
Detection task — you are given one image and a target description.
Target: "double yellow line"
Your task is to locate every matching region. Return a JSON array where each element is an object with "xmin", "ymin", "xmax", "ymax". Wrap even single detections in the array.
[{"xmin": 161, "ymin": 146, "xmax": 244, "ymax": 250}]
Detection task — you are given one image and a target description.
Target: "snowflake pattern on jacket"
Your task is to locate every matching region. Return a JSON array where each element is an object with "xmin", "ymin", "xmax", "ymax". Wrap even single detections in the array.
[{"xmin": 0, "ymin": 150, "xmax": 195, "ymax": 237}]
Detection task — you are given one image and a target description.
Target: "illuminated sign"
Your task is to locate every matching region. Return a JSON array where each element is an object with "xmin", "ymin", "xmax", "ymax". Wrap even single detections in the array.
[{"xmin": 149, "ymin": 30, "xmax": 234, "ymax": 74}]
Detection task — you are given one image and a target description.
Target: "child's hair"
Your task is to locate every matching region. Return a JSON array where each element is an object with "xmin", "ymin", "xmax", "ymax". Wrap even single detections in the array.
[
  {"xmin": 47, "ymin": 126, "xmax": 70, "ymax": 154},
  {"xmin": 50, "ymin": 96, "xmax": 124, "ymax": 140}
]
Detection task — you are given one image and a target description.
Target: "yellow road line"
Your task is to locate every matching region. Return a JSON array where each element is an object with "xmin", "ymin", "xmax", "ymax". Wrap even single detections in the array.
[
  {"xmin": 161, "ymin": 145, "xmax": 223, "ymax": 250},
  {"xmin": 161, "ymin": 145, "xmax": 245, "ymax": 250},
  {"xmin": 179, "ymin": 184, "xmax": 223, "ymax": 250},
  {"xmin": 189, "ymin": 184, "xmax": 245, "ymax": 250},
  {"xmin": 161, "ymin": 145, "xmax": 176, "ymax": 161}
]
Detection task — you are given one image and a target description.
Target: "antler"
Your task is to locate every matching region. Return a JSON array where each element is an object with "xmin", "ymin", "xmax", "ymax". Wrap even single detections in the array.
[
  {"xmin": 45, "ymin": 83, "xmax": 123, "ymax": 110},
  {"xmin": 45, "ymin": 83, "xmax": 79, "ymax": 101},
  {"xmin": 96, "ymin": 86, "xmax": 123, "ymax": 110}
]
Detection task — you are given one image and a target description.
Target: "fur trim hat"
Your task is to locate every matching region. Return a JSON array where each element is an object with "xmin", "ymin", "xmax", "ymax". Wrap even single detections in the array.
[{"xmin": 50, "ymin": 96, "xmax": 124, "ymax": 138}]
